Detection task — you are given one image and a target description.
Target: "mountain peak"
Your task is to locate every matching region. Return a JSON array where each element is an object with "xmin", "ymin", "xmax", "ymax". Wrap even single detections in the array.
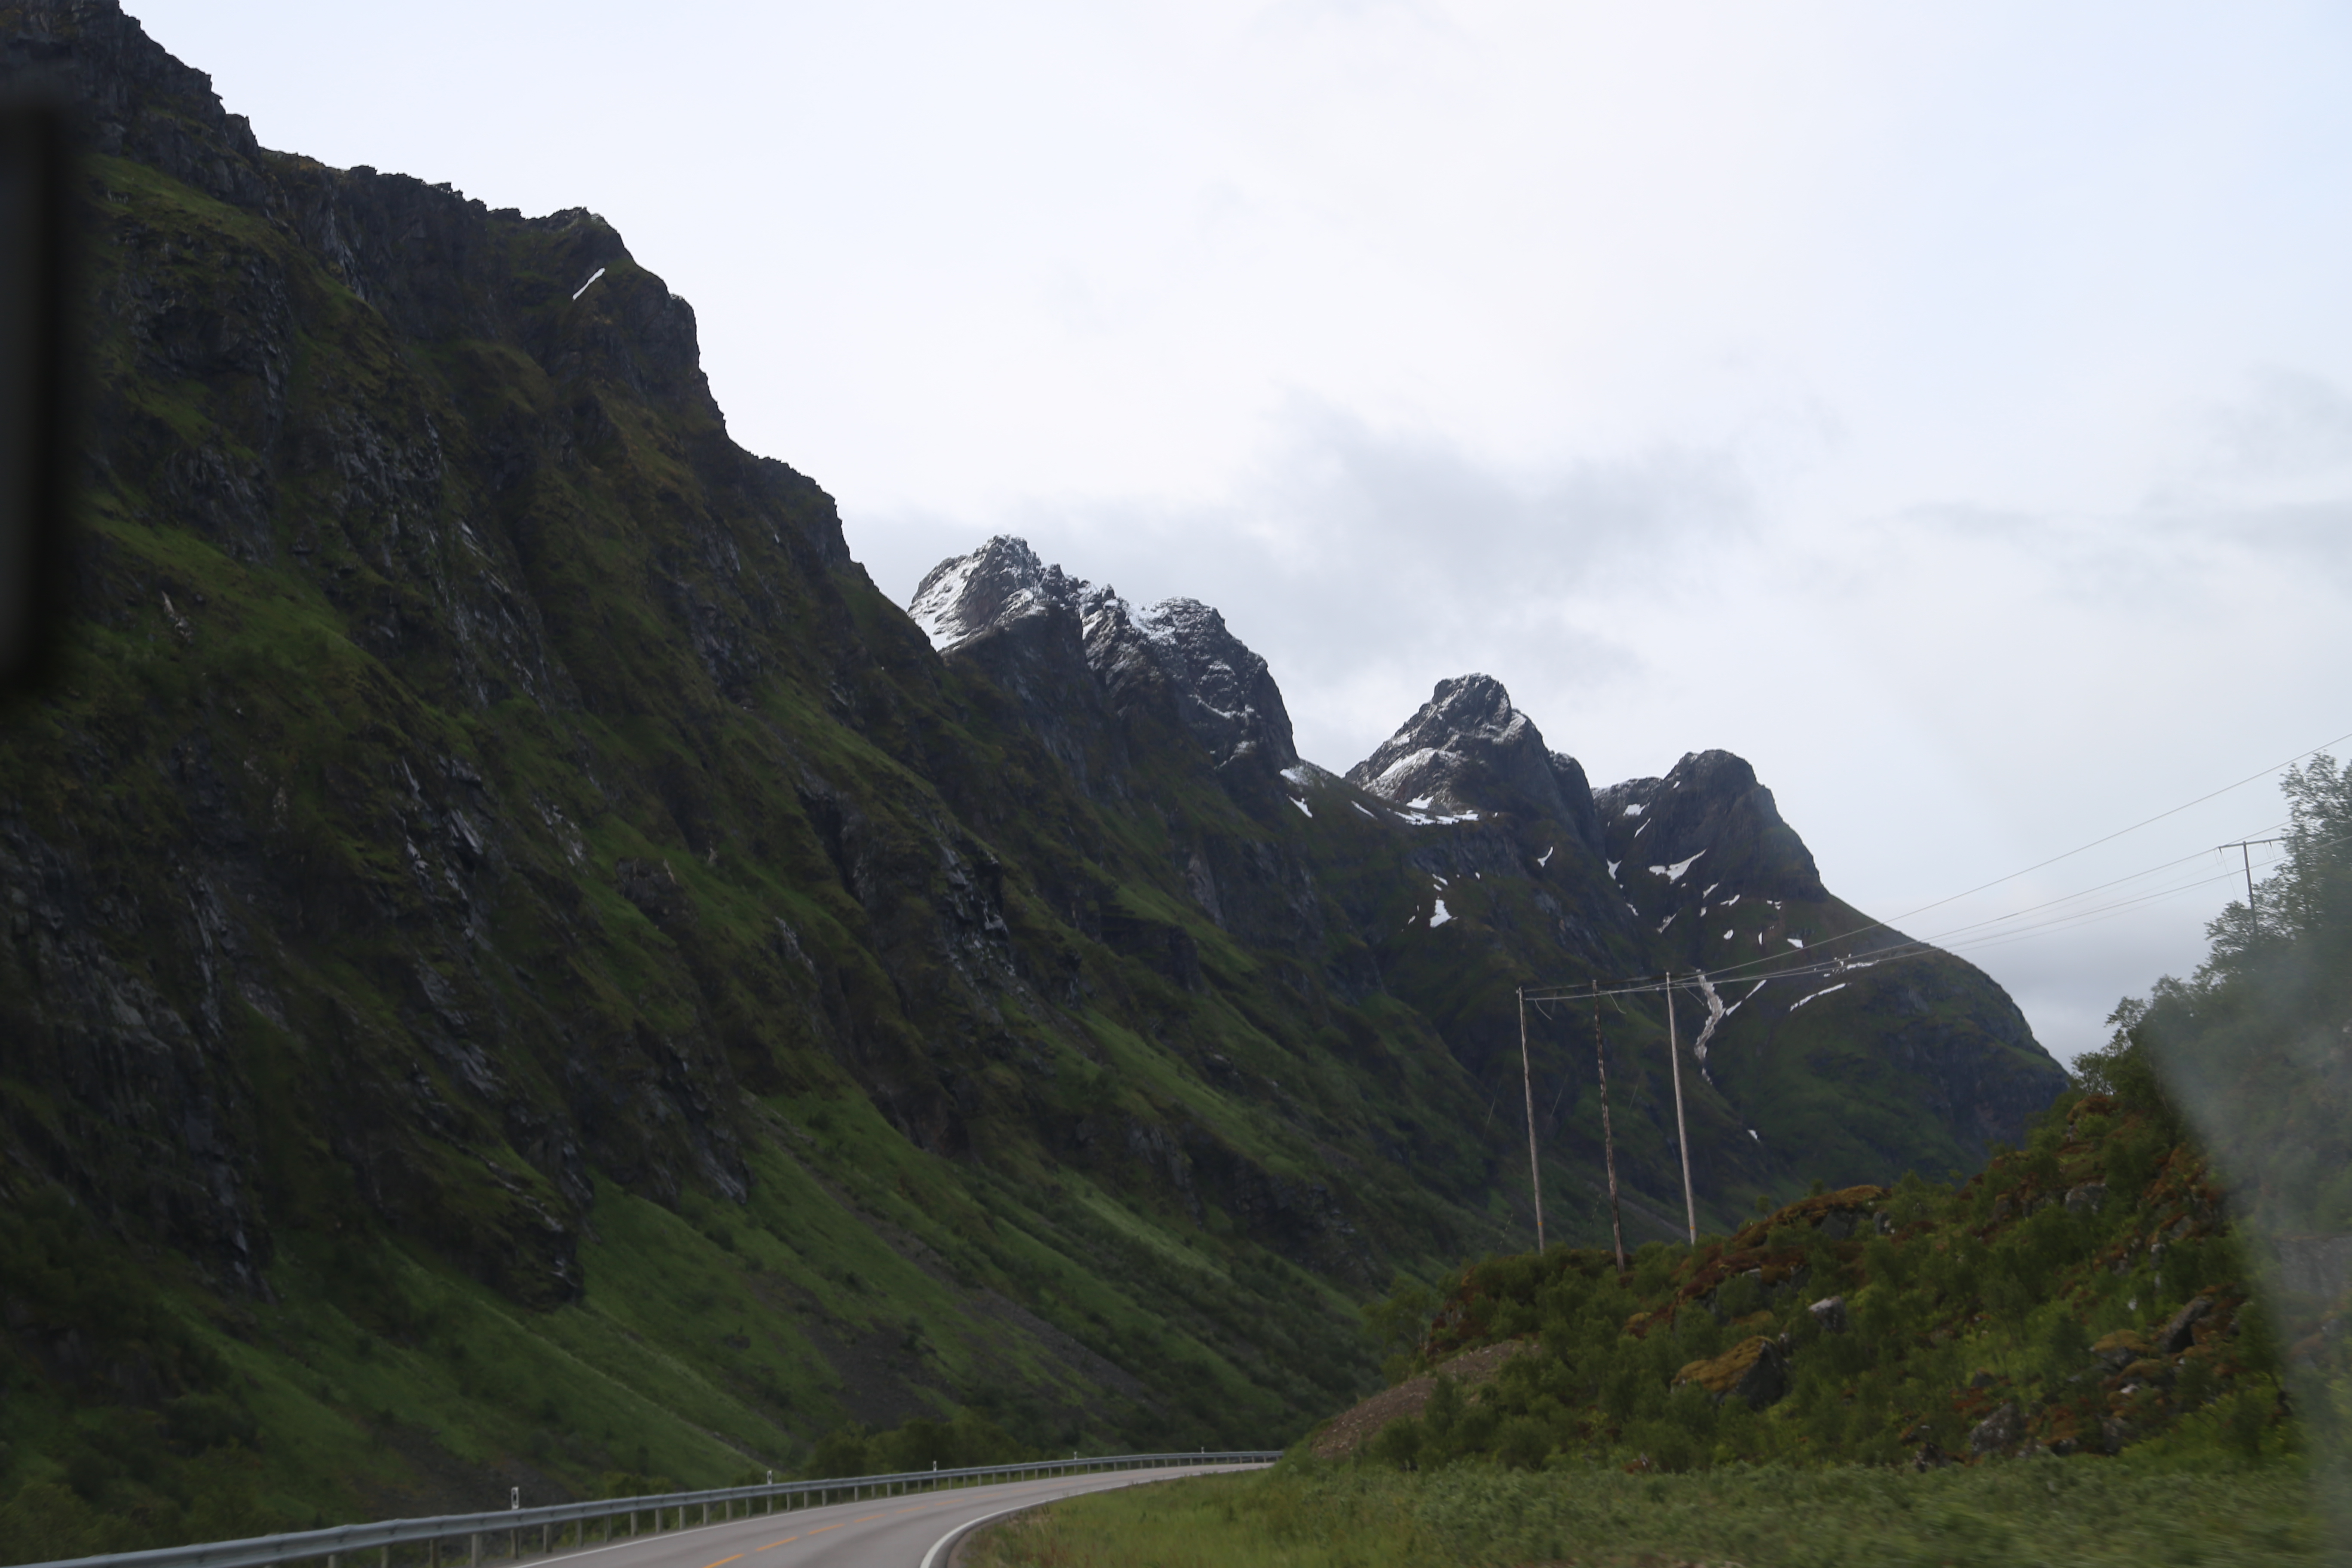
[
  {"xmin": 909, "ymin": 538, "xmax": 1296, "ymax": 772},
  {"xmin": 1346, "ymin": 674, "xmax": 1599, "ymax": 845},
  {"xmin": 908, "ymin": 535, "xmax": 1092, "ymax": 651},
  {"xmin": 1594, "ymin": 749, "xmax": 1825, "ymax": 903}
]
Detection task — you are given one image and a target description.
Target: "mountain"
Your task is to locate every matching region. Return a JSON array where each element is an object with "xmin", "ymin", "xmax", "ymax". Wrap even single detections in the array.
[
  {"xmin": 911, "ymin": 537, "xmax": 2066, "ymax": 1216},
  {"xmin": 0, "ymin": 1, "xmax": 2061, "ymax": 1552}
]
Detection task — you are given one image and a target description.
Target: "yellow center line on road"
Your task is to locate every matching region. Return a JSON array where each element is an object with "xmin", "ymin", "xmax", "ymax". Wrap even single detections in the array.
[
  {"xmin": 854, "ymin": 1513, "xmax": 883, "ymax": 1523},
  {"xmin": 700, "ymin": 1556, "xmax": 745, "ymax": 1568},
  {"xmin": 752, "ymin": 1537, "xmax": 799, "ymax": 1552},
  {"xmin": 806, "ymin": 1523, "xmax": 840, "ymax": 1534}
]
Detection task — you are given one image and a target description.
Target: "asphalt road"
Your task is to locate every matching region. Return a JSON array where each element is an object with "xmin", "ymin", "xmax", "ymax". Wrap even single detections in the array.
[{"xmin": 496, "ymin": 1464, "xmax": 1264, "ymax": 1568}]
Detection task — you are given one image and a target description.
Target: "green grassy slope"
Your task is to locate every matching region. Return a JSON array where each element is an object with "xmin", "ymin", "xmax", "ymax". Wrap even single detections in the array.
[
  {"xmin": 964, "ymin": 1458, "xmax": 2328, "ymax": 1567},
  {"xmin": 1328, "ymin": 1091, "xmax": 2323, "ymax": 1477}
]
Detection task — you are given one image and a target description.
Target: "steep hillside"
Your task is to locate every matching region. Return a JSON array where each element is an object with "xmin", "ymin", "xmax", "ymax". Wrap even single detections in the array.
[
  {"xmin": 0, "ymin": 5, "xmax": 1494, "ymax": 1546},
  {"xmin": 1322, "ymin": 1095, "xmax": 2299, "ymax": 1475},
  {"xmin": 0, "ymin": 0, "xmax": 2058, "ymax": 1554}
]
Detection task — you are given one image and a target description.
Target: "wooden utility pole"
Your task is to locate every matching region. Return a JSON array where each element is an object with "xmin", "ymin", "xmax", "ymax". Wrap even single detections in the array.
[
  {"xmin": 1517, "ymin": 986, "xmax": 1546, "ymax": 1251},
  {"xmin": 1666, "ymin": 974, "xmax": 1697, "ymax": 1246},
  {"xmin": 1593, "ymin": 980, "xmax": 1626, "ymax": 1272},
  {"xmin": 2219, "ymin": 837, "xmax": 2285, "ymax": 929}
]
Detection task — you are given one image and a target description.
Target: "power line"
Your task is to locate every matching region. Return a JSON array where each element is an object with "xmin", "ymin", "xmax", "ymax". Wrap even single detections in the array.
[
  {"xmin": 1522, "ymin": 820, "xmax": 2342, "ymax": 1008},
  {"xmin": 1872, "ymin": 728, "xmax": 2352, "ymax": 925}
]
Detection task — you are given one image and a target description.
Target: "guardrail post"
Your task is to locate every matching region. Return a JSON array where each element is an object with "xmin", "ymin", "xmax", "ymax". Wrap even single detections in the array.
[{"xmin": 469, "ymin": 1533, "xmax": 480, "ymax": 1568}]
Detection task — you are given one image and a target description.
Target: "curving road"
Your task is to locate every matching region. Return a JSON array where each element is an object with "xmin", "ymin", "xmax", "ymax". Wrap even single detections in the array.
[{"xmin": 500, "ymin": 1464, "xmax": 1264, "ymax": 1568}]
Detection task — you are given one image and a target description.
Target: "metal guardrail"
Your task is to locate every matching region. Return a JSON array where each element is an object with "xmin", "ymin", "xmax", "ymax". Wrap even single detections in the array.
[{"xmin": 23, "ymin": 1451, "xmax": 1283, "ymax": 1568}]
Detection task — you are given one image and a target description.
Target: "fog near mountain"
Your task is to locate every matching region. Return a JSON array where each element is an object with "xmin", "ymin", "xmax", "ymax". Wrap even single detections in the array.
[{"xmin": 123, "ymin": 0, "xmax": 2352, "ymax": 1064}]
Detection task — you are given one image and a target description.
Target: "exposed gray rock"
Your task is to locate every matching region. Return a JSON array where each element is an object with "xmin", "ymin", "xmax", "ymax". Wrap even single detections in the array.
[
  {"xmin": 1968, "ymin": 1400, "xmax": 2024, "ymax": 1455},
  {"xmin": 1808, "ymin": 1295, "xmax": 1849, "ymax": 1334},
  {"xmin": 2159, "ymin": 1293, "xmax": 2215, "ymax": 1355}
]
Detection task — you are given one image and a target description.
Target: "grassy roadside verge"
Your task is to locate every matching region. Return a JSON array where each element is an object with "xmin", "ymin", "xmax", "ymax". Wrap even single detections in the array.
[{"xmin": 962, "ymin": 1458, "xmax": 2331, "ymax": 1567}]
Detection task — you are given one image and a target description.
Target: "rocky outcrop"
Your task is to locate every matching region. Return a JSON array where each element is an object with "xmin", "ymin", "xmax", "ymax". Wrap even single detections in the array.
[
  {"xmin": 1673, "ymin": 1334, "xmax": 1788, "ymax": 1409},
  {"xmin": 1967, "ymin": 1400, "xmax": 2024, "ymax": 1455}
]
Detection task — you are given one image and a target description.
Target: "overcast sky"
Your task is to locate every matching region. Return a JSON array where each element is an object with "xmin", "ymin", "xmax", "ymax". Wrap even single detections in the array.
[{"xmin": 132, "ymin": 0, "xmax": 2352, "ymax": 1065}]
